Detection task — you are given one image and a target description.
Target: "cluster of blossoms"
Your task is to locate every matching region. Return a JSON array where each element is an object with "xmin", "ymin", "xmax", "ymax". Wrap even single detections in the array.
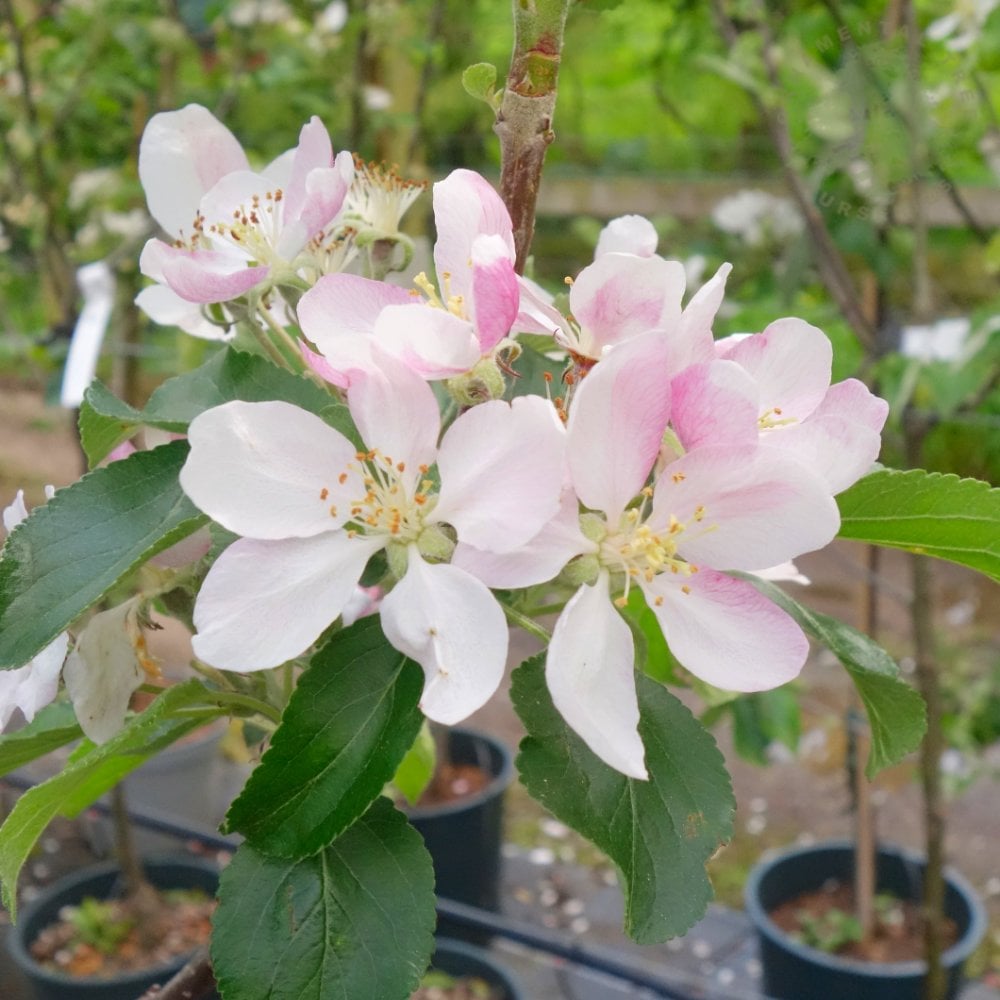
[{"xmin": 2, "ymin": 105, "xmax": 888, "ymax": 783}]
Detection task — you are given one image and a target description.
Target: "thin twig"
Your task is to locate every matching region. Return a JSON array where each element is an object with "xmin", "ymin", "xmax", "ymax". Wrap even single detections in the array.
[{"xmin": 136, "ymin": 946, "xmax": 216, "ymax": 1000}]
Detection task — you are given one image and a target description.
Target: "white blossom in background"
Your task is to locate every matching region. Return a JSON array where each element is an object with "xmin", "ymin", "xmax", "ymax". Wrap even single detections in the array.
[
  {"xmin": 900, "ymin": 317, "xmax": 971, "ymax": 362},
  {"xmin": 927, "ymin": 0, "xmax": 1000, "ymax": 50},
  {"xmin": 228, "ymin": 0, "xmax": 293, "ymax": 27},
  {"xmin": 317, "ymin": 0, "xmax": 348, "ymax": 33},
  {"xmin": 711, "ymin": 190, "xmax": 804, "ymax": 248},
  {"xmin": 0, "ymin": 489, "xmax": 66, "ymax": 732}
]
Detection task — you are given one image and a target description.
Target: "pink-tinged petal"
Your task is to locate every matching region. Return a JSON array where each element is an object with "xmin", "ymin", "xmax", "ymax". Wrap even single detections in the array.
[
  {"xmin": 433, "ymin": 169, "xmax": 514, "ymax": 302},
  {"xmin": 433, "ymin": 395, "xmax": 565, "ymax": 551},
  {"xmin": 192, "ymin": 533, "xmax": 380, "ymax": 671},
  {"xmin": 643, "ymin": 569, "xmax": 808, "ymax": 691},
  {"xmin": 766, "ymin": 417, "xmax": 884, "ymax": 495},
  {"xmin": 373, "ymin": 303, "xmax": 480, "ymax": 378},
  {"xmin": 301, "ymin": 341, "xmax": 353, "ymax": 389},
  {"xmin": 380, "ymin": 552, "xmax": 508, "ymax": 724},
  {"xmin": 299, "ymin": 273, "xmax": 415, "ymax": 353},
  {"xmin": 567, "ymin": 331, "xmax": 672, "ymax": 522},
  {"xmin": 345, "ymin": 352, "xmax": 440, "ymax": 487},
  {"xmin": 280, "ymin": 117, "xmax": 333, "ymax": 227},
  {"xmin": 723, "ymin": 317, "xmax": 833, "ymax": 420},
  {"xmin": 670, "ymin": 360, "xmax": 759, "ymax": 451},
  {"xmin": 546, "ymin": 574, "xmax": 647, "ymax": 779},
  {"xmin": 652, "ymin": 445, "xmax": 839, "ymax": 569},
  {"xmin": 278, "ymin": 152, "xmax": 354, "ymax": 257},
  {"xmin": 514, "ymin": 275, "xmax": 565, "ymax": 337},
  {"xmin": 135, "ymin": 285, "xmax": 234, "ymax": 341},
  {"xmin": 595, "ymin": 215, "xmax": 658, "ymax": 258},
  {"xmin": 452, "ymin": 490, "xmax": 594, "ymax": 588},
  {"xmin": 138, "ymin": 104, "xmax": 249, "ymax": 238},
  {"xmin": 569, "ymin": 254, "xmax": 685, "ymax": 357},
  {"xmin": 752, "ymin": 561, "xmax": 811, "ymax": 585},
  {"xmin": 813, "ymin": 378, "xmax": 890, "ymax": 432},
  {"xmin": 673, "ymin": 262, "xmax": 732, "ymax": 372},
  {"xmin": 181, "ymin": 401, "xmax": 362, "ymax": 539},
  {"xmin": 470, "ymin": 234, "xmax": 520, "ymax": 352},
  {"xmin": 141, "ymin": 241, "xmax": 266, "ymax": 304}
]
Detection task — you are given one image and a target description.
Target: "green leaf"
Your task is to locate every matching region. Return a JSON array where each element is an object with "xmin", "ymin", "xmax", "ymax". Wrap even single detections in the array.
[
  {"xmin": 79, "ymin": 348, "xmax": 345, "ymax": 464},
  {"xmin": 223, "ymin": 617, "xmax": 424, "ymax": 857},
  {"xmin": 745, "ymin": 577, "xmax": 926, "ymax": 777},
  {"xmin": 511, "ymin": 654, "xmax": 734, "ymax": 943},
  {"xmin": 461, "ymin": 62, "xmax": 498, "ymax": 107},
  {"xmin": 837, "ymin": 470, "xmax": 1000, "ymax": 582},
  {"xmin": 0, "ymin": 702, "xmax": 82, "ymax": 778},
  {"xmin": 0, "ymin": 681, "xmax": 217, "ymax": 919},
  {"xmin": 0, "ymin": 442, "xmax": 207, "ymax": 669},
  {"xmin": 392, "ymin": 722, "xmax": 436, "ymax": 806},
  {"xmin": 212, "ymin": 798, "xmax": 435, "ymax": 1000},
  {"xmin": 703, "ymin": 689, "xmax": 801, "ymax": 767},
  {"xmin": 78, "ymin": 381, "xmax": 143, "ymax": 466},
  {"xmin": 504, "ymin": 342, "xmax": 564, "ymax": 402}
]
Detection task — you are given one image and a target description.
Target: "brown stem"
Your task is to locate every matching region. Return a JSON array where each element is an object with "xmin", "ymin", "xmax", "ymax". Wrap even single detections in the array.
[
  {"xmin": 135, "ymin": 946, "xmax": 216, "ymax": 1000},
  {"xmin": 495, "ymin": 0, "xmax": 572, "ymax": 274},
  {"xmin": 904, "ymin": 413, "xmax": 947, "ymax": 1000},
  {"xmin": 110, "ymin": 785, "xmax": 162, "ymax": 950},
  {"xmin": 709, "ymin": 0, "xmax": 876, "ymax": 348}
]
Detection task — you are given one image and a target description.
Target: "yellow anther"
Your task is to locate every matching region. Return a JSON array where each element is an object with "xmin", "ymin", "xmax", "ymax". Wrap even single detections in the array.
[
  {"xmin": 681, "ymin": 585, "xmax": 691, "ymax": 595},
  {"xmin": 672, "ymin": 471, "xmax": 686, "ymax": 483}
]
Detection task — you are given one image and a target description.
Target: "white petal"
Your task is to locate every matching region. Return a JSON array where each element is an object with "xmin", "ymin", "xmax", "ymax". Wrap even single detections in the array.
[
  {"xmin": 673, "ymin": 262, "xmax": 732, "ymax": 372},
  {"xmin": 546, "ymin": 574, "xmax": 647, "ymax": 779},
  {"xmin": 595, "ymin": 215, "xmax": 658, "ymax": 257},
  {"xmin": 644, "ymin": 569, "xmax": 808, "ymax": 691},
  {"xmin": 433, "ymin": 395, "xmax": 565, "ymax": 551},
  {"xmin": 64, "ymin": 604, "xmax": 144, "ymax": 744},
  {"xmin": 135, "ymin": 286, "xmax": 233, "ymax": 341},
  {"xmin": 380, "ymin": 552, "xmax": 508, "ymax": 724},
  {"xmin": 138, "ymin": 104, "xmax": 249, "ymax": 238},
  {"xmin": 181, "ymin": 401, "xmax": 362, "ymax": 539},
  {"xmin": 3, "ymin": 489, "xmax": 28, "ymax": 533},
  {"xmin": 0, "ymin": 633, "xmax": 68, "ymax": 731},
  {"xmin": 192, "ymin": 533, "xmax": 381, "ymax": 671},
  {"xmin": 373, "ymin": 303, "xmax": 480, "ymax": 378}
]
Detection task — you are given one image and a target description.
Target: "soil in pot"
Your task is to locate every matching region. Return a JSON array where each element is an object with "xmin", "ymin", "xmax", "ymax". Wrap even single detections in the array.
[
  {"xmin": 28, "ymin": 885, "xmax": 215, "ymax": 979},
  {"xmin": 769, "ymin": 881, "xmax": 959, "ymax": 963},
  {"xmin": 413, "ymin": 760, "xmax": 492, "ymax": 809}
]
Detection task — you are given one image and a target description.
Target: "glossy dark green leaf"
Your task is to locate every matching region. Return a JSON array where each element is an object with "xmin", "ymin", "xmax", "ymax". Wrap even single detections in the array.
[
  {"xmin": 224, "ymin": 617, "xmax": 425, "ymax": 857},
  {"xmin": 0, "ymin": 681, "xmax": 218, "ymax": 919},
  {"xmin": 212, "ymin": 798, "xmax": 435, "ymax": 1000},
  {"xmin": 512, "ymin": 653, "xmax": 734, "ymax": 943},
  {"xmin": 0, "ymin": 442, "xmax": 207, "ymax": 669},
  {"xmin": 745, "ymin": 577, "xmax": 926, "ymax": 777},
  {"xmin": 837, "ymin": 469, "xmax": 1000, "ymax": 582},
  {"xmin": 77, "ymin": 381, "xmax": 143, "ymax": 467}
]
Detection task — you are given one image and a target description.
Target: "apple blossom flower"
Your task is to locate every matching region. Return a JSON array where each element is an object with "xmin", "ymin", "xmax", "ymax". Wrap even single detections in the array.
[
  {"xmin": 137, "ymin": 103, "xmax": 353, "ymax": 307},
  {"xmin": 515, "ymin": 214, "xmax": 730, "ymax": 376},
  {"xmin": 1, "ymin": 489, "xmax": 67, "ymax": 732},
  {"xmin": 298, "ymin": 169, "xmax": 519, "ymax": 393},
  {"xmin": 179, "ymin": 353, "xmax": 565, "ymax": 723},
  {"xmin": 673, "ymin": 318, "xmax": 889, "ymax": 494},
  {"xmin": 458, "ymin": 332, "xmax": 841, "ymax": 779}
]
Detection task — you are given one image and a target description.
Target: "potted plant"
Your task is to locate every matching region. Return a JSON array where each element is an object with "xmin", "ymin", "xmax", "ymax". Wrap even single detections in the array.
[{"xmin": 416, "ymin": 938, "xmax": 523, "ymax": 1000}]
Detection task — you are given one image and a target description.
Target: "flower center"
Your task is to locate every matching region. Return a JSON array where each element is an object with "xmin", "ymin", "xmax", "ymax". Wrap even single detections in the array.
[
  {"xmin": 758, "ymin": 406, "xmax": 797, "ymax": 430},
  {"xmin": 598, "ymin": 488, "xmax": 704, "ymax": 606},
  {"xmin": 411, "ymin": 271, "xmax": 467, "ymax": 320},
  {"xmin": 177, "ymin": 189, "xmax": 285, "ymax": 264},
  {"xmin": 338, "ymin": 450, "xmax": 433, "ymax": 543},
  {"xmin": 345, "ymin": 158, "xmax": 426, "ymax": 238}
]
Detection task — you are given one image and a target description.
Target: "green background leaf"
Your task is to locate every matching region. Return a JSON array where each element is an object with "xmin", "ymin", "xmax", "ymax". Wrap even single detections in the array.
[
  {"xmin": 224, "ymin": 617, "xmax": 425, "ymax": 857},
  {"xmin": 0, "ymin": 442, "xmax": 207, "ymax": 669},
  {"xmin": 837, "ymin": 470, "xmax": 1000, "ymax": 582},
  {"xmin": 512, "ymin": 653, "xmax": 734, "ymax": 943},
  {"xmin": 212, "ymin": 797, "xmax": 435, "ymax": 1000},
  {"xmin": 745, "ymin": 576, "xmax": 926, "ymax": 777}
]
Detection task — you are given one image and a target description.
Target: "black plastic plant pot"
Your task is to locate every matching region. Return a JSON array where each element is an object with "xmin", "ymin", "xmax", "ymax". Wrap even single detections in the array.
[
  {"xmin": 408, "ymin": 728, "xmax": 513, "ymax": 915},
  {"xmin": 430, "ymin": 937, "xmax": 523, "ymax": 1000},
  {"xmin": 744, "ymin": 840, "xmax": 987, "ymax": 1000},
  {"xmin": 7, "ymin": 855, "xmax": 219, "ymax": 1000}
]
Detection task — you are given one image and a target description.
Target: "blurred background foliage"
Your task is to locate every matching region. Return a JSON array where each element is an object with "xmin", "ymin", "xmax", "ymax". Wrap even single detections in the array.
[{"xmin": 1, "ymin": 0, "xmax": 998, "ymax": 480}]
